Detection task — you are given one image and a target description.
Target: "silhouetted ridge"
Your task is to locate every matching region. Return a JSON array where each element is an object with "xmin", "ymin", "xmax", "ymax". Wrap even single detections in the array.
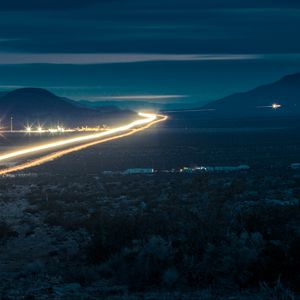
[
  {"xmin": 0, "ymin": 88, "xmax": 134, "ymax": 128},
  {"xmin": 201, "ymin": 72, "xmax": 300, "ymax": 117}
]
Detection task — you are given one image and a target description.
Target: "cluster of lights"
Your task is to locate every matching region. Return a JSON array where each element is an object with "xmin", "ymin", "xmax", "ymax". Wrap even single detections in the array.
[
  {"xmin": 25, "ymin": 125, "xmax": 65, "ymax": 133},
  {"xmin": 24, "ymin": 125, "xmax": 109, "ymax": 134},
  {"xmin": 48, "ymin": 126, "xmax": 65, "ymax": 133}
]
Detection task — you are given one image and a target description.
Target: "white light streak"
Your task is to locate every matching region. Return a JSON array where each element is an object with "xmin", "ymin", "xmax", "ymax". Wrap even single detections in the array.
[
  {"xmin": 0, "ymin": 53, "xmax": 261, "ymax": 65},
  {"xmin": 0, "ymin": 113, "xmax": 157, "ymax": 162},
  {"xmin": 256, "ymin": 103, "xmax": 282, "ymax": 109},
  {"xmin": 272, "ymin": 103, "xmax": 281, "ymax": 109},
  {"xmin": 0, "ymin": 113, "xmax": 167, "ymax": 175}
]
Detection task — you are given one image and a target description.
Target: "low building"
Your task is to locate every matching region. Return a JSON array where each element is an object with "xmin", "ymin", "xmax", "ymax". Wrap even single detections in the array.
[
  {"xmin": 122, "ymin": 168, "xmax": 154, "ymax": 175},
  {"xmin": 180, "ymin": 165, "xmax": 250, "ymax": 173},
  {"xmin": 204, "ymin": 165, "xmax": 250, "ymax": 172},
  {"xmin": 102, "ymin": 171, "xmax": 115, "ymax": 176},
  {"xmin": 180, "ymin": 167, "xmax": 206, "ymax": 173},
  {"xmin": 291, "ymin": 163, "xmax": 300, "ymax": 170},
  {"xmin": 2, "ymin": 173, "xmax": 38, "ymax": 178}
]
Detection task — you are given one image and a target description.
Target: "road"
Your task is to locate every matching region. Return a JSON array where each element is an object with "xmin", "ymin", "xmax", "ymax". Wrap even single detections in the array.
[{"xmin": 0, "ymin": 113, "xmax": 167, "ymax": 175}]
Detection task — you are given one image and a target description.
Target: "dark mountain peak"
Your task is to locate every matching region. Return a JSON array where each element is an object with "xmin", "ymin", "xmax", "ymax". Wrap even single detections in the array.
[
  {"xmin": 6, "ymin": 87, "xmax": 55, "ymax": 96},
  {"xmin": 0, "ymin": 87, "xmax": 78, "ymax": 116},
  {"xmin": 202, "ymin": 72, "xmax": 300, "ymax": 117},
  {"xmin": 1, "ymin": 87, "xmax": 65, "ymax": 104},
  {"xmin": 277, "ymin": 72, "xmax": 300, "ymax": 84},
  {"xmin": 0, "ymin": 87, "xmax": 134, "ymax": 129}
]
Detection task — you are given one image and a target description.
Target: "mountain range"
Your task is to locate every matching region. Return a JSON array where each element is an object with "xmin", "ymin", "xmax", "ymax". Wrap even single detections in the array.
[
  {"xmin": 79, "ymin": 73, "xmax": 300, "ymax": 117},
  {"xmin": 0, "ymin": 72, "xmax": 300, "ymax": 130},
  {"xmin": 78, "ymin": 99, "xmax": 194, "ymax": 111},
  {"xmin": 161, "ymin": 72, "xmax": 300, "ymax": 128},
  {"xmin": 0, "ymin": 88, "xmax": 134, "ymax": 129},
  {"xmin": 201, "ymin": 72, "xmax": 300, "ymax": 117}
]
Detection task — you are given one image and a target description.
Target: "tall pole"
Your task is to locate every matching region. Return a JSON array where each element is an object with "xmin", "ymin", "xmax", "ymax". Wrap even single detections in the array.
[{"xmin": 10, "ymin": 116, "xmax": 13, "ymax": 132}]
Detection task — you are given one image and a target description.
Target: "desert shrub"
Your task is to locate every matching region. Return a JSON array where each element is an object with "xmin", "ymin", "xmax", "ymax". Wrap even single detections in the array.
[
  {"xmin": 86, "ymin": 210, "xmax": 182, "ymax": 263},
  {"xmin": 63, "ymin": 265, "xmax": 100, "ymax": 285},
  {"xmin": 199, "ymin": 231, "xmax": 264, "ymax": 288},
  {"xmin": 259, "ymin": 278, "xmax": 295, "ymax": 300},
  {"xmin": 0, "ymin": 221, "xmax": 18, "ymax": 242},
  {"xmin": 101, "ymin": 236, "xmax": 175, "ymax": 291}
]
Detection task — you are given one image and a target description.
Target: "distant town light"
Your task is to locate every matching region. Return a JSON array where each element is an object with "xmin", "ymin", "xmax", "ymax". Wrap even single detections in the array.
[
  {"xmin": 25, "ymin": 126, "xmax": 32, "ymax": 132},
  {"xmin": 37, "ymin": 126, "xmax": 43, "ymax": 132},
  {"xmin": 48, "ymin": 128, "xmax": 58, "ymax": 133},
  {"xmin": 48, "ymin": 126, "xmax": 65, "ymax": 133}
]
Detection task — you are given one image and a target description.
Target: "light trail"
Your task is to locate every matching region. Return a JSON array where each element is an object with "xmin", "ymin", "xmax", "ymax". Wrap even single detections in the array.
[
  {"xmin": 0, "ymin": 112, "xmax": 157, "ymax": 163},
  {"xmin": 0, "ymin": 114, "xmax": 167, "ymax": 175},
  {"xmin": 256, "ymin": 103, "xmax": 282, "ymax": 109}
]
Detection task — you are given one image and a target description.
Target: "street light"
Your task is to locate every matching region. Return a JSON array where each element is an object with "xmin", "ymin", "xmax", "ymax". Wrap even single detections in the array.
[{"xmin": 10, "ymin": 116, "xmax": 13, "ymax": 132}]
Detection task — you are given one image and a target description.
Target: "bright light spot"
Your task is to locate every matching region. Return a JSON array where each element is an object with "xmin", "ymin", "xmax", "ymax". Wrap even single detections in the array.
[
  {"xmin": 51, "ymin": 126, "xmax": 65, "ymax": 133},
  {"xmin": 272, "ymin": 103, "xmax": 281, "ymax": 109},
  {"xmin": 37, "ymin": 126, "xmax": 43, "ymax": 132},
  {"xmin": 48, "ymin": 128, "xmax": 58, "ymax": 133},
  {"xmin": 26, "ymin": 126, "xmax": 32, "ymax": 132}
]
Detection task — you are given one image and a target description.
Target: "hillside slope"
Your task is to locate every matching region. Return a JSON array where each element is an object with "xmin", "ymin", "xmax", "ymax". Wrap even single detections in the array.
[
  {"xmin": 0, "ymin": 88, "xmax": 134, "ymax": 128},
  {"xmin": 202, "ymin": 73, "xmax": 300, "ymax": 117}
]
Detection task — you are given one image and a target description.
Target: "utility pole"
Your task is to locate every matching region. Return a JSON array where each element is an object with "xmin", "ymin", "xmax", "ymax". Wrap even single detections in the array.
[{"xmin": 10, "ymin": 116, "xmax": 13, "ymax": 132}]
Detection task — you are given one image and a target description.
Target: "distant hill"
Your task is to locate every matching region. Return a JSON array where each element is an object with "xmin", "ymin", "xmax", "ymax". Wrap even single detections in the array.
[
  {"xmin": 78, "ymin": 99, "xmax": 193, "ymax": 111},
  {"xmin": 201, "ymin": 72, "xmax": 300, "ymax": 117},
  {"xmin": 0, "ymin": 88, "xmax": 134, "ymax": 129},
  {"xmin": 164, "ymin": 73, "xmax": 300, "ymax": 128}
]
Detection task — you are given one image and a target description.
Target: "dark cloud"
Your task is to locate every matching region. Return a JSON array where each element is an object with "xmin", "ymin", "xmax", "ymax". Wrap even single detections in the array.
[
  {"xmin": 0, "ymin": 0, "xmax": 99, "ymax": 11},
  {"xmin": 0, "ymin": 3, "xmax": 299, "ymax": 55},
  {"xmin": 0, "ymin": 0, "xmax": 299, "ymax": 105},
  {"xmin": 0, "ymin": 0, "xmax": 299, "ymax": 11}
]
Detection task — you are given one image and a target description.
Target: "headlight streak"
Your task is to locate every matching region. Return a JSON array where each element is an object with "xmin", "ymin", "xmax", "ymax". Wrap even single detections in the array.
[
  {"xmin": 0, "ymin": 114, "xmax": 167, "ymax": 175},
  {"xmin": 256, "ymin": 103, "xmax": 282, "ymax": 109},
  {"xmin": 0, "ymin": 113, "xmax": 156, "ymax": 162}
]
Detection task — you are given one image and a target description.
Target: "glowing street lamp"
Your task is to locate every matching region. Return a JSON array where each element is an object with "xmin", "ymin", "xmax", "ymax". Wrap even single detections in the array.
[{"xmin": 10, "ymin": 116, "xmax": 13, "ymax": 132}]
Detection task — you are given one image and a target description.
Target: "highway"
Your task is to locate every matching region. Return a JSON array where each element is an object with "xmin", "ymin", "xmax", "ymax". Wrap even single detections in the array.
[{"xmin": 0, "ymin": 113, "xmax": 167, "ymax": 175}]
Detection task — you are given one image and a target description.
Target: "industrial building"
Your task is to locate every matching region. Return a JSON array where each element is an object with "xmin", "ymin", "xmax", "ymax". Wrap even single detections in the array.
[
  {"xmin": 291, "ymin": 163, "xmax": 300, "ymax": 170},
  {"xmin": 122, "ymin": 168, "xmax": 155, "ymax": 175},
  {"xmin": 180, "ymin": 165, "xmax": 250, "ymax": 173}
]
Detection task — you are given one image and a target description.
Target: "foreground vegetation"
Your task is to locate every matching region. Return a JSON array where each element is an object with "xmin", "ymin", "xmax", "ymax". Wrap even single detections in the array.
[{"xmin": 0, "ymin": 169, "xmax": 299, "ymax": 299}]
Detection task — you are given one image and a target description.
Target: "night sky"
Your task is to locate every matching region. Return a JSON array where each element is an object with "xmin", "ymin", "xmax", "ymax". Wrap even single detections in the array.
[{"xmin": 0, "ymin": 0, "xmax": 300, "ymax": 105}]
